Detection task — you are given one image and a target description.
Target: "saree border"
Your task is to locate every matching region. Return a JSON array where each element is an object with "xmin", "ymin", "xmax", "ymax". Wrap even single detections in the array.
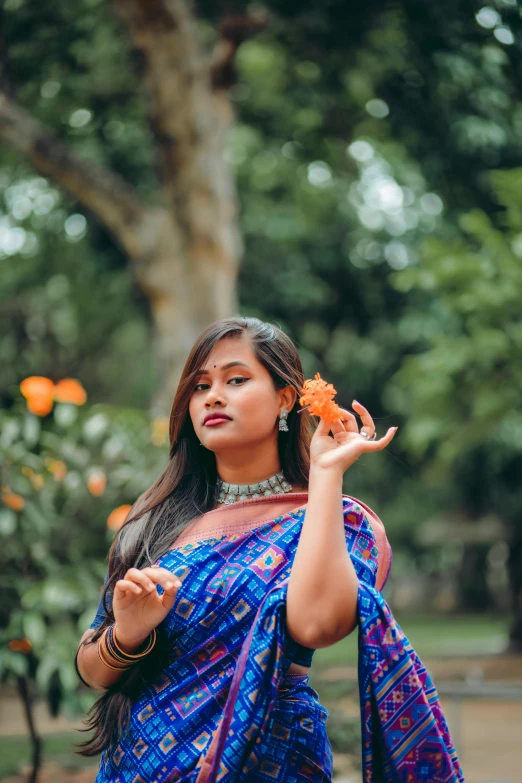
[
  {"xmin": 169, "ymin": 492, "xmax": 309, "ymax": 549},
  {"xmin": 169, "ymin": 492, "xmax": 392, "ymax": 592}
]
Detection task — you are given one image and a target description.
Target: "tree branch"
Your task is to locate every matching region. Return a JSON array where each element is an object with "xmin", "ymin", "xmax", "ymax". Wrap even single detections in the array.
[
  {"xmin": 209, "ymin": 11, "xmax": 269, "ymax": 90},
  {"xmin": 111, "ymin": 0, "xmax": 216, "ymax": 234},
  {"xmin": 0, "ymin": 90, "xmax": 148, "ymax": 258}
]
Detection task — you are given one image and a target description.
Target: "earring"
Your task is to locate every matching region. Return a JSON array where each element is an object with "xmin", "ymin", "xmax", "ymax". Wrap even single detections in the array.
[{"xmin": 278, "ymin": 408, "xmax": 289, "ymax": 432}]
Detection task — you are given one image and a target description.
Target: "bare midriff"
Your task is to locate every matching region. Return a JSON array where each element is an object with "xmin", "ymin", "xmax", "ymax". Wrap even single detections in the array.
[{"xmin": 287, "ymin": 662, "xmax": 310, "ymax": 674}]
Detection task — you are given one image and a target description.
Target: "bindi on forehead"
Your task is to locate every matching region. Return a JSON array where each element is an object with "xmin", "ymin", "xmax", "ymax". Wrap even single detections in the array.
[{"xmin": 194, "ymin": 360, "xmax": 252, "ymax": 378}]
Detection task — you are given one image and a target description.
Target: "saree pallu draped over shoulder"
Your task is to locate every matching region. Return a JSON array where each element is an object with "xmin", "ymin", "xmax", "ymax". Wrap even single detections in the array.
[{"xmin": 91, "ymin": 493, "xmax": 465, "ymax": 783}]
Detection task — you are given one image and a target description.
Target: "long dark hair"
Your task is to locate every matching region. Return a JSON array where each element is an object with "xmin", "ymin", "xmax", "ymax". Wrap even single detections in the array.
[{"xmin": 74, "ymin": 316, "xmax": 314, "ymax": 756}]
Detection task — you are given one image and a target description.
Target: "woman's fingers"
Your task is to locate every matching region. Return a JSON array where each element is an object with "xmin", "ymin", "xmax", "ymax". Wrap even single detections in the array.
[
  {"xmin": 115, "ymin": 579, "xmax": 143, "ymax": 597},
  {"xmin": 143, "ymin": 567, "xmax": 181, "ymax": 609},
  {"xmin": 315, "ymin": 407, "xmax": 358, "ymax": 437},
  {"xmin": 142, "ymin": 566, "xmax": 182, "ymax": 591},
  {"xmin": 124, "ymin": 567, "xmax": 157, "ymax": 593},
  {"xmin": 313, "ymin": 416, "xmax": 333, "ymax": 437},
  {"xmin": 360, "ymin": 426, "xmax": 398, "ymax": 451},
  {"xmin": 124, "ymin": 566, "xmax": 181, "ymax": 595},
  {"xmin": 338, "ymin": 407, "xmax": 358, "ymax": 433},
  {"xmin": 351, "ymin": 400, "xmax": 376, "ymax": 436}
]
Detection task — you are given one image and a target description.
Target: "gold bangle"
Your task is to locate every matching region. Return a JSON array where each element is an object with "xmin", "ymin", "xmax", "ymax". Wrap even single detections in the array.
[
  {"xmin": 102, "ymin": 630, "xmax": 135, "ymax": 665},
  {"xmin": 98, "ymin": 631, "xmax": 132, "ymax": 671},
  {"xmin": 99, "ymin": 629, "xmax": 131, "ymax": 670},
  {"xmin": 98, "ymin": 647, "xmax": 129, "ymax": 671},
  {"xmin": 112, "ymin": 623, "xmax": 157, "ymax": 659}
]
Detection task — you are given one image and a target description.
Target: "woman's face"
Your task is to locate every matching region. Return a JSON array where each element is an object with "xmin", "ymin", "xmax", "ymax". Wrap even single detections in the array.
[{"xmin": 189, "ymin": 337, "xmax": 294, "ymax": 453}]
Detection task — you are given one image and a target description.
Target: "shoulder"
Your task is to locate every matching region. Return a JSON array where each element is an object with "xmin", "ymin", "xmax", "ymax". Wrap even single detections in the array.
[
  {"xmin": 341, "ymin": 494, "xmax": 367, "ymax": 526},
  {"xmin": 341, "ymin": 494, "xmax": 385, "ymax": 533},
  {"xmin": 341, "ymin": 493, "xmax": 382, "ymax": 533},
  {"xmin": 342, "ymin": 493, "xmax": 377, "ymax": 518},
  {"xmin": 342, "ymin": 494, "xmax": 392, "ymax": 590}
]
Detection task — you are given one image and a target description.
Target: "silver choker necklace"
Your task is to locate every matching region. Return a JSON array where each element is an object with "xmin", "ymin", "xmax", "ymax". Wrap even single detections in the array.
[{"xmin": 217, "ymin": 471, "xmax": 293, "ymax": 504}]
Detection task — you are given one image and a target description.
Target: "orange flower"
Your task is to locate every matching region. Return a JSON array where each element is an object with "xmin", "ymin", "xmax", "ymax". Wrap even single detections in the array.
[
  {"xmin": 1, "ymin": 486, "xmax": 25, "ymax": 511},
  {"xmin": 19, "ymin": 376, "xmax": 55, "ymax": 417},
  {"xmin": 53, "ymin": 378, "xmax": 87, "ymax": 406},
  {"xmin": 20, "ymin": 376, "xmax": 54, "ymax": 400},
  {"xmin": 298, "ymin": 372, "xmax": 342, "ymax": 423},
  {"xmin": 87, "ymin": 468, "xmax": 106, "ymax": 497},
  {"xmin": 107, "ymin": 504, "xmax": 133, "ymax": 532},
  {"xmin": 28, "ymin": 396, "xmax": 54, "ymax": 416},
  {"xmin": 44, "ymin": 459, "xmax": 68, "ymax": 481},
  {"xmin": 20, "ymin": 466, "xmax": 44, "ymax": 492},
  {"xmin": 9, "ymin": 638, "xmax": 32, "ymax": 654},
  {"xmin": 30, "ymin": 473, "xmax": 44, "ymax": 491}
]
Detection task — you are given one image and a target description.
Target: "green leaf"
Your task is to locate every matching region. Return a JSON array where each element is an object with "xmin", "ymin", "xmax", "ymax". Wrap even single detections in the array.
[
  {"xmin": 0, "ymin": 509, "xmax": 17, "ymax": 535},
  {"xmin": 22, "ymin": 612, "xmax": 47, "ymax": 647}
]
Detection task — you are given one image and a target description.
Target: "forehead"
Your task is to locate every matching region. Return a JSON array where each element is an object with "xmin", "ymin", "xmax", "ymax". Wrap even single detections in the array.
[{"xmin": 203, "ymin": 337, "xmax": 258, "ymax": 366}]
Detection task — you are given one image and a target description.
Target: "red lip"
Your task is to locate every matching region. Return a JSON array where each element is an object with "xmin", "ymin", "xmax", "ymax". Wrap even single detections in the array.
[{"xmin": 204, "ymin": 413, "xmax": 232, "ymax": 424}]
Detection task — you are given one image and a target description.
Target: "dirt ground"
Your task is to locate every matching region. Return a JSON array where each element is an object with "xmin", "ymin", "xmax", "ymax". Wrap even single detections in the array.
[{"xmin": 2, "ymin": 654, "xmax": 521, "ymax": 783}]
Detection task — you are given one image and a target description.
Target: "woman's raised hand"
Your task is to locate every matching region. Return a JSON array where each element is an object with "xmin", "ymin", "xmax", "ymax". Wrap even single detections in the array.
[
  {"xmin": 112, "ymin": 566, "xmax": 182, "ymax": 650},
  {"xmin": 309, "ymin": 400, "xmax": 398, "ymax": 475}
]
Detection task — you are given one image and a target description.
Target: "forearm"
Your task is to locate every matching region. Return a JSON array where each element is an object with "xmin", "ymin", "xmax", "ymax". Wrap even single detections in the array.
[
  {"xmin": 286, "ymin": 467, "xmax": 359, "ymax": 647},
  {"xmin": 76, "ymin": 627, "xmax": 149, "ymax": 691}
]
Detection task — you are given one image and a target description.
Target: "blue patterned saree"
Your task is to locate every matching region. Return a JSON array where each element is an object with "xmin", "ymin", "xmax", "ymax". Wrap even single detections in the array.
[{"xmin": 88, "ymin": 493, "xmax": 465, "ymax": 783}]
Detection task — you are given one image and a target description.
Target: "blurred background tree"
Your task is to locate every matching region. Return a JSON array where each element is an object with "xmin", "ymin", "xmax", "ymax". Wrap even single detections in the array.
[{"xmin": 1, "ymin": 0, "xmax": 522, "ymax": 778}]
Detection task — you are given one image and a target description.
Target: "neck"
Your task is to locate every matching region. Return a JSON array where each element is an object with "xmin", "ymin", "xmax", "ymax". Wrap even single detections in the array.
[
  {"xmin": 214, "ymin": 447, "xmax": 281, "ymax": 487},
  {"xmin": 216, "ymin": 469, "xmax": 292, "ymax": 504}
]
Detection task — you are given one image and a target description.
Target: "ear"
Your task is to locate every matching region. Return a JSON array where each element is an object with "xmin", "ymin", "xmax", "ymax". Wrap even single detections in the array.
[{"xmin": 278, "ymin": 385, "xmax": 297, "ymax": 412}]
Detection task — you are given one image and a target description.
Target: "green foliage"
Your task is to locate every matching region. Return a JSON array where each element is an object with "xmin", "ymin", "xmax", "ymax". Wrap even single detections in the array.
[
  {"xmin": 387, "ymin": 169, "xmax": 522, "ymax": 482},
  {"xmin": 0, "ymin": 392, "xmax": 169, "ymax": 718}
]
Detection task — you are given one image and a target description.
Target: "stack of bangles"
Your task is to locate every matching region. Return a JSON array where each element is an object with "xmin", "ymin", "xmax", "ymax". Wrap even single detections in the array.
[{"xmin": 97, "ymin": 622, "xmax": 157, "ymax": 671}]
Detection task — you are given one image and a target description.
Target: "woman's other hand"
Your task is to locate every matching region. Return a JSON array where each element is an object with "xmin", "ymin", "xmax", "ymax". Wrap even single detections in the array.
[{"xmin": 113, "ymin": 566, "xmax": 182, "ymax": 651}]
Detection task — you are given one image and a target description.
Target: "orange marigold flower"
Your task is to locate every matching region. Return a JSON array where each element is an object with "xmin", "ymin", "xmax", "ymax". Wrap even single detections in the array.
[
  {"xmin": 19, "ymin": 376, "xmax": 55, "ymax": 400},
  {"xmin": 107, "ymin": 504, "xmax": 133, "ymax": 532},
  {"xmin": 1, "ymin": 486, "xmax": 25, "ymax": 511},
  {"xmin": 45, "ymin": 459, "xmax": 68, "ymax": 481},
  {"xmin": 30, "ymin": 473, "xmax": 44, "ymax": 491},
  {"xmin": 20, "ymin": 376, "xmax": 55, "ymax": 417},
  {"xmin": 87, "ymin": 468, "xmax": 106, "ymax": 497},
  {"xmin": 21, "ymin": 466, "xmax": 44, "ymax": 491},
  {"xmin": 8, "ymin": 638, "xmax": 32, "ymax": 654},
  {"xmin": 27, "ymin": 396, "xmax": 54, "ymax": 416},
  {"xmin": 53, "ymin": 378, "xmax": 87, "ymax": 406},
  {"xmin": 298, "ymin": 372, "xmax": 342, "ymax": 424}
]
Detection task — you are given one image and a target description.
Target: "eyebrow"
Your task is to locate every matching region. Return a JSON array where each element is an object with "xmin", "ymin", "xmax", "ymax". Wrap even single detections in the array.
[{"xmin": 194, "ymin": 361, "xmax": 251, "ymax": 378}]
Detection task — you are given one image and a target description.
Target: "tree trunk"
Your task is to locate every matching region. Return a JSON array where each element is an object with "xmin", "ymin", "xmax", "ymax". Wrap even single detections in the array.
[
  {"xmin": 507, "ymin": 528, "xmax": 522, "ymax": 652},
  {"xmin": 16, "ymin": 675, "xmax": 42, "ymax": 783},
  {"xmin": 0, "ymin": 0, "xmax": 252, "ymax": 411},
  {"xmin": 139, "ymin": 211, "xmax": 240, "ymax": 415}
]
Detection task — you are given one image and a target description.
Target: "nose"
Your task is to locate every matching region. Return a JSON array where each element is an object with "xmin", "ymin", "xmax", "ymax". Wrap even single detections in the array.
[{"xmin": 204, "ymin": 385, "xmax": 224, "ymax": 406}]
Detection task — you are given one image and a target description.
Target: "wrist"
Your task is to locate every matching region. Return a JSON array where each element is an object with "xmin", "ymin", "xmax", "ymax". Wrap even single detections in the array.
[
  {"xmin": 308, "ymin": 464, "xmax": 344, "ymax": 487},
  {"xmin": 113, "ymin": 624, "xmax": 151, "ymax": 654}
]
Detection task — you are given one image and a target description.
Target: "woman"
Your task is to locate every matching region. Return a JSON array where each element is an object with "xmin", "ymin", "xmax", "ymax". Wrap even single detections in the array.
[{"xmin": 75, "ymin": 316, "xmax": 465, "ymax": 782}]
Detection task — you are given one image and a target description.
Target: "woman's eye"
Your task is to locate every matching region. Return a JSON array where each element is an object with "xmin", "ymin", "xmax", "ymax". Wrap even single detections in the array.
[{"xmin": 194, "ymin": 377, "xmax": 248, "ymax": 391}]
